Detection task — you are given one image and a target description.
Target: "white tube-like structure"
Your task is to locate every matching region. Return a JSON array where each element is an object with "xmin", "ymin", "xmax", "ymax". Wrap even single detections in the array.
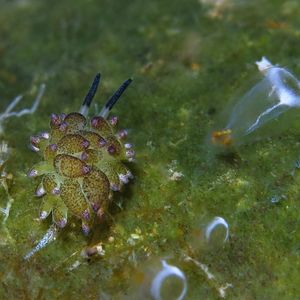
[
  {"xmin": 205, "ymin": 216, "xmax": 229, "ymax": 243},
  {"xmin": 150, "ymin": 260, "xmax": 187, "ymax": 300}
]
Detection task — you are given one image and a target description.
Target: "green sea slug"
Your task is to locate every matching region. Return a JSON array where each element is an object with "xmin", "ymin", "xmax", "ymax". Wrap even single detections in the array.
[{"xmin": 28, "ymin": 74, "xmax": 134, "ymax": 235}]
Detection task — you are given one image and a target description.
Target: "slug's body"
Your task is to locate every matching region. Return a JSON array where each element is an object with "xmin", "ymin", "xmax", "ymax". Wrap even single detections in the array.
[{"xmin": 28, "ymin": 74, "xmax": 134, "ymax": 235}]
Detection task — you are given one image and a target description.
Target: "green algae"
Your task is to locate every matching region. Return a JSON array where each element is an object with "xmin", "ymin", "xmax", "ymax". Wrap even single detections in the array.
[{"xmin": 1, "ymin": 0, "xmax": 300, "ymax": 299}]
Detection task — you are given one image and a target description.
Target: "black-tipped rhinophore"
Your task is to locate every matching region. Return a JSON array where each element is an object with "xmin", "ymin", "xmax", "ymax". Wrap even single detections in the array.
[
  {"xmin": 82, "ymin": 73, "xmax": 101, "ymax": 107},
  {"xmin": 104, "ymin": 78, "xmax": 133, "ymax": 112}
]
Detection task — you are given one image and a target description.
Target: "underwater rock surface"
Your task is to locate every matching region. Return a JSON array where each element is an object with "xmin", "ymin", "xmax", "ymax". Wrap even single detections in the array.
[{"xmin": 1, "ymin": 0, "xmax": 300, "ymax": 299}]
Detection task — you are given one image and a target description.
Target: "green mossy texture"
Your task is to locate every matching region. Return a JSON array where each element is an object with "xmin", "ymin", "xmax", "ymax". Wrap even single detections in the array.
[{"xmin": 1, "ymin": 0, "xmax": 300, "ymax": 299}]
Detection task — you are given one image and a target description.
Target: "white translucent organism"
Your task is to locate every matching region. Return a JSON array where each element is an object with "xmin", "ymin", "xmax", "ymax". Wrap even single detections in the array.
[
  {"xmin": 205, "ymin": 216, "xmax": 229, "ymax": 243},
  {"xmin": 229, "ymin": 57, "xmax": 300, "ymax": 135},
  {"xmin": 24, "ymin": 224, "xmax": 57, "ymax": 260},
  {"xmin": 212, "ymin": 57, "xmax": 300, "ymax": 146},
  {"xmin": 150, "ymin": 260, "xmax": 187, "ymax": 300}
]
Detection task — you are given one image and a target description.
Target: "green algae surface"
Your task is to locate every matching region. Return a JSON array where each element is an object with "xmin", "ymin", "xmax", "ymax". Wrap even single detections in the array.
[{"xmin": 1, "ymin": 0, "xmax": 300, "ymax": 299}]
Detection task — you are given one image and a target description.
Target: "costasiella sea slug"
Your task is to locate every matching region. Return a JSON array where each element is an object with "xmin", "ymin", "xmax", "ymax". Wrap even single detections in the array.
[{"xmin": 28, "ymin": 74, "xmax": 134, "ymax": 235}]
